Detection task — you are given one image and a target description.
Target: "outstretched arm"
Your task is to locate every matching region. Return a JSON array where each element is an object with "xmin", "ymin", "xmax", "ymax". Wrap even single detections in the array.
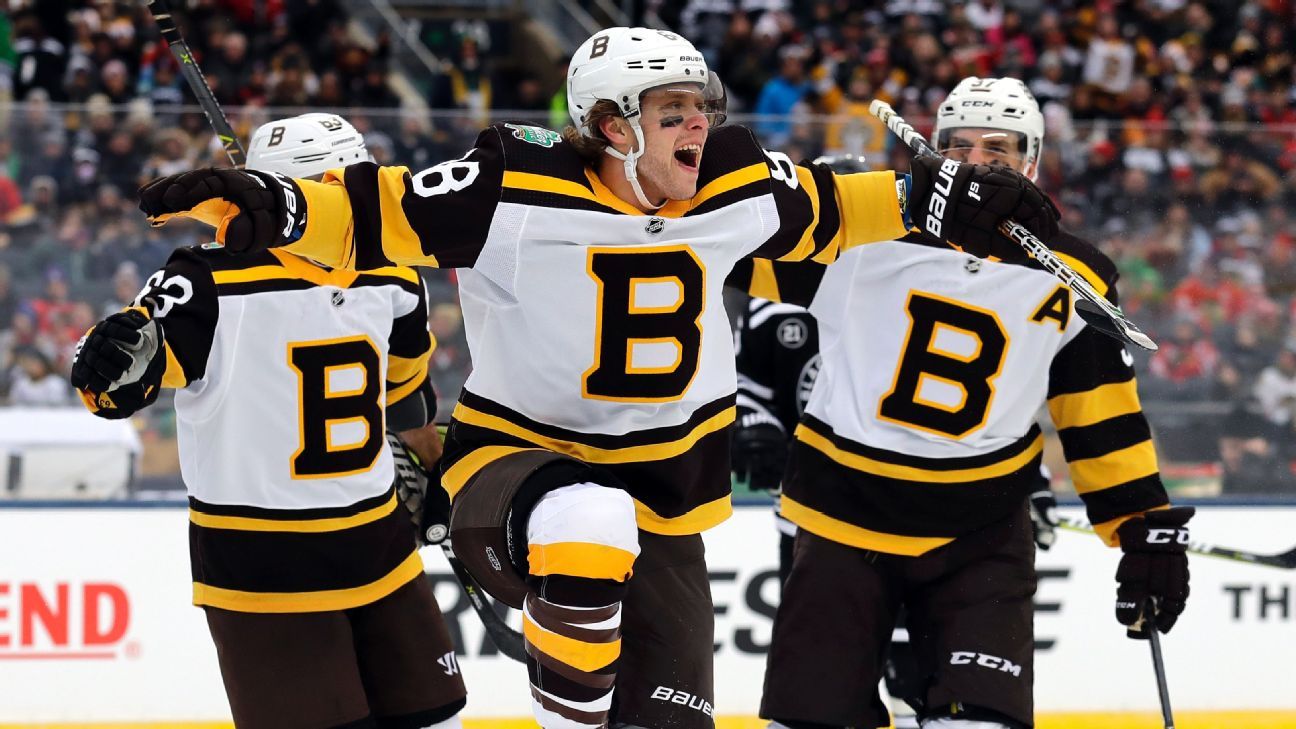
[{"xmin": 138, "ymin": 129, "xmax": 508, "ymax": 270}]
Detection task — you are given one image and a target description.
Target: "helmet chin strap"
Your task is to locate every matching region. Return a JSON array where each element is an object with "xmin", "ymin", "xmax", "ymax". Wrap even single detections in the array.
[{"xmin": 604, "ymin": 121, "xmax": 665, "ymax": 210}]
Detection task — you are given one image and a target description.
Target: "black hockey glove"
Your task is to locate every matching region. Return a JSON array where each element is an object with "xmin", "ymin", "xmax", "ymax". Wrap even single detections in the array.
[
  {"xmin": 1115, "ymin": 506, "xmax": 1194, "ymax": 638},
  {"xmin": 71, "ymin": 310, "xmax": 166, "ymax": 420},
  {"xmin": 138, "ymin": 168, "xmax": 306, "ymax": 254},
  {"xmin": 908, "ymin": 156, "xmax": 1059, "ymax": 260},
  {"xmin": 1028, "ymin": 465, "xmax": 1058, "ymax": 550},
  {"xmin": 387, "ymin": 432, "xmax": 450, "ymax": 546},
  {"xmin": 732, "ymin": 421, "xmax": 788, "ymax": 493},
  {"xmin": 1028, "ymin": 488, "xmax": 1059, "ymax": 550}
]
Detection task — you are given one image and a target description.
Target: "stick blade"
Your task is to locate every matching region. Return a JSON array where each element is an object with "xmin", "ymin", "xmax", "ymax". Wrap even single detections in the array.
[{"xmin": 1075, "ymin": 298, "xmax": 1158, "ymax": 351}]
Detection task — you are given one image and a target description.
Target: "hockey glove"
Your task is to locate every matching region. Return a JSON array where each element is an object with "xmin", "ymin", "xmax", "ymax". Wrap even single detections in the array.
[
  {"xmin": 1028, "ymin": 465, "xmax": 1058, "ymax": 550},
  {"xmin": 1115, "ymin": 506, "xmax": 1194, "ymax": 638},
  {"xmin": 138, "ymin": 168, "xmax": 306, "ymax": 254},
  {"xmin": 387, "ymin": 431, "xmax": 450, "ymax": 545},
  {"xmin": 71, "ymin": 310, "xmax": 166, "ymax": 420},
  {"xmin": 908, "ymin": 156, "xmax": 1059, "ymax": 260},
  {"xmin": 732, "ymin": 421, "xmax": 788, "ymax": 493}
]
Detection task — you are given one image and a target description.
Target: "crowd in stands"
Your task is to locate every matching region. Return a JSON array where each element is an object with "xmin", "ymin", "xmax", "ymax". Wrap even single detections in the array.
[{"xmin": 0, "ymin": 0, "xmax": 1295, "ymax": 492}]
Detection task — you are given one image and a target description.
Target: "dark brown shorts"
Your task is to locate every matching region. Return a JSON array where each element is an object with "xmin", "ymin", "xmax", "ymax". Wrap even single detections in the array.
[
  {"xmin": 612, "ymin": 531, "xmax": 716, "ymax": 729},
  {"xmin": 761, "ymin": 506, "xmax": 1037, "ymax": 729},
  {"xmin": 205, "ymin": 575, "xmax": 467, "ymax": 729}
]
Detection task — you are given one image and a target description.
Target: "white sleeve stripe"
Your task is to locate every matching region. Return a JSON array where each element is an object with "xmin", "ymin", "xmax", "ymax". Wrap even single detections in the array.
[
  {"xmin": 532, "ymin": 685, "xmax": 614, "ymax": 712},
  {"xmin": 736, "ymin": 374, "xmax": 775, "ymax": 400},
  {"xmin": 736, "ymin": 394, "xmax": 782, "ymax": 429},
  {"xmin": 747, "ymin": 302, "xmax": 809, "ymax": 330}
]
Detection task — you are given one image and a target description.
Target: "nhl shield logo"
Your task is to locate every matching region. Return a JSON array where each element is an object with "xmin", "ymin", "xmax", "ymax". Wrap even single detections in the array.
[
  {"xmin": 331, "ymin": 290, "xmax": 345, "ymax": 307},
  {"xmin": 645, "ymin": 217, "xmax": 665, "ymax": 235}
]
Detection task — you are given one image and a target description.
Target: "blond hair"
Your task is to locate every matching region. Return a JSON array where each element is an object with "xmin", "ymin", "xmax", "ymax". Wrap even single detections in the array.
[{"xmin": 561, "ymin": 99, "xmax": 623, "ymax": 165}]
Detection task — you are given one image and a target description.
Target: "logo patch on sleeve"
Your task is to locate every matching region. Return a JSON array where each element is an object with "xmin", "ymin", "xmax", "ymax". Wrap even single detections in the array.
[{"xmin": 505, "ymin": 124, "xmax": 562, "ymax": 148}]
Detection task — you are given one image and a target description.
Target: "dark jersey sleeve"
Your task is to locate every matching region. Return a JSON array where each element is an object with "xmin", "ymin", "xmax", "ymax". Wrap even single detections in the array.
[
  {"xmin": 385, "ymin": 270, "xmax": 433, "ymax": 408},
  {"xmin": 735, "ymin": 298, "xmax": 820, "ymax": 434},
  {"xmin": 1044, "ymin": 237, "xmax": 1167, "ymax": 546},
  {"xmin": 135, "ymin": 246, "xmax": 220, "ymax": 387},
  {"xmin": 283, "ymin": 126, "xmax": 508, "ymax": 270},
  {"xmin": 744, "ymin": 147, "xmax": 910, "ymax": 263},
  {"xmin": 726, "ymin": 257, "xmax": 827, "ymax": 308}
]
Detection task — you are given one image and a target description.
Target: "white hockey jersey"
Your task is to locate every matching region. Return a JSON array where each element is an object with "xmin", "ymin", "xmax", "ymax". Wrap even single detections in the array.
[
  {"xmin": 277, "ymin": 122, "xmax": 910, "ymax": 534},
  {"xmin": 84, "ymin": 247, "xmax": 433, "ymax": 612},
  {"xmin": 731, "ymin": 232, "xmax": 1168, "ymax": 555}
]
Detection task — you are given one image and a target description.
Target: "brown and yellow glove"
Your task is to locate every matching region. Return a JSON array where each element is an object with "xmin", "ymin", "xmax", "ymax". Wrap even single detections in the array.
[{"xmin": 138, "ymin": 168, "xmax": 307, "ymax": 253}]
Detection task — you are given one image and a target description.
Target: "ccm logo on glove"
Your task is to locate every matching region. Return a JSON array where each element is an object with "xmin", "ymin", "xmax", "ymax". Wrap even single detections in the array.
[{"xmin": 1147, "ymin": 528, "xmax": 1190, "ymax": 545}]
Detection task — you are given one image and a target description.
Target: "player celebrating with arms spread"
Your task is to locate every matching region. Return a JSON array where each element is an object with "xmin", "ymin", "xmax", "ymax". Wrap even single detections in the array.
[
  {"xmin": 136, "ymin": 30, "xmax": 1060, "ymax": 729},
  {"xmin": 730, "ymin": 78, "xmax": 1192, "ymax": 729}
]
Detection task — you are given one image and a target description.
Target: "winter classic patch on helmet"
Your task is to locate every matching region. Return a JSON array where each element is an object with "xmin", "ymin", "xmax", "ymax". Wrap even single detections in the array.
[{"xmin": 505, "ymin": 123, "xmax": 562, "ymax": 148}]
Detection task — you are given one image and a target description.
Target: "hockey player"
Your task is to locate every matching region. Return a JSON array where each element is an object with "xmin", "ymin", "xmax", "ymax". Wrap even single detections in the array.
[
  {"xmin": 730, "ymin": 158, "xmax": 1058, "ymax": 729},
  {"xmin": 132, "ymin": 29, "xmax": 1063, "ymax": 729},
  {"xmin": 70, "ymin": 115, "xmax": 467, "ymax": 729},
  {"xmin": 728, "ymin": 78, "xmax": 1192, "ymax": 729}
]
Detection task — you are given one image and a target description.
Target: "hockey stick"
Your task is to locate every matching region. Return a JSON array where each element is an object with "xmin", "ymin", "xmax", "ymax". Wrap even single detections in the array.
[
  {"xmin": 1058, "ymin": 515, "xmax": 1296, "ymax": 569},
  {"xmin": 868, "ymin": 100, "xmax": 1157, "ymax": 352},
  {"xmin": 1146, "ymin": 599, "xmax": 1177, "ymax": 729},
  {"xmin": 144, "ymin": 0, "xmax": 246, "ymax": 167},
  {"xmin": 440, "ymin": 541, "xmax": 528, "ymax": 662}
]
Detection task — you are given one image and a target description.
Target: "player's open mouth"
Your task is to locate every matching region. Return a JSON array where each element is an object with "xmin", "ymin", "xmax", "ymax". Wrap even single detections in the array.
[{"xmin": 674, "ymin": 144, "xmax": 702, "ymax": 172}]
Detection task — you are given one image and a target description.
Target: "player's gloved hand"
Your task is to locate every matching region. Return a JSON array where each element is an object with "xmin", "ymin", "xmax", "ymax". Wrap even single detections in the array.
[
  {"xmin": 71, "ymin": 311, "xmax": 166, "ymax": 419},
  {"xmin": 1115, "ymin": 506, "xmax": 1194, "ymax": 638},
  {"xmin": 138, "ymin": 168, "xmax": 306, "ymax": 254},
  {"xmin": 908, "ymin": 156, "xmax": 1059, "ymax": 260},
  {"xmin": 732, "ymin": 421, "xmax": 788, "ymax": 492},
  {"xmin": 1028, "ymin": 489, "xmax": 1059, "ymax": 550},
  {"xmin": 387, "ymin": 432, "xmax": 450, "ymax": 545}
]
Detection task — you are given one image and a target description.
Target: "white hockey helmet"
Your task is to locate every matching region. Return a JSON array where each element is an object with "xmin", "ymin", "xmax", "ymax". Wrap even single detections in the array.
[
  {"xmin": 567, "ymin": 27, "xmax": 726, "ymax": 208},
  {"xmin": 246, "ymin": 113, "xmax": 372, "ymax": 179},
  {"xmin": 934, "ymin": 77, "xmax": 1044, "ymax": 180}
]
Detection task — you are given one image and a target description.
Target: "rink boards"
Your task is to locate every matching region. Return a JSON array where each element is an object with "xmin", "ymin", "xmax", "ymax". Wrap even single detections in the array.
[{"xmin": 1, "ymin": 504, "xmax": 1294, "ymax": 728}]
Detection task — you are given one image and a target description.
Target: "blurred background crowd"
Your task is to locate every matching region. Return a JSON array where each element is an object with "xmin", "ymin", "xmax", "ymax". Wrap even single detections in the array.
[{"xmin": 0, "ymin": 0, "xmax": 1294, "ymax": 495}]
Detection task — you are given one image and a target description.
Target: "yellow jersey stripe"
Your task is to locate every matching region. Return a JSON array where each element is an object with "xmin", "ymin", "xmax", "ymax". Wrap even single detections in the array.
[
  {"xmin": 503, "ymin": 171, "xmax": 643, "ymax": 216},
  {"xmin": 161, "ymin": 342, "xmax": 187, "ymax": 389},
  {"xmin": 836, "ymin": 171, "xmax": 909, "ymax": 250},
  {"xmin": 1056, "ymin": 252, "xmax": 1109, "ymax": 297},
  {"xmin": 1048, "ymin": 379, "xmax": 1142, "ymax": 430},
  {"xmin": 451, "ymin": 402, "xmax": 736, "ymax": 464},
  {"xmin": 387, "ymin": 352, "xmax": 429, "ymax": 390},
  {"xmin": 677, "ymin": 163, "xmax": 770, "ymax": 214},
  {"xmin": 747, "ymin": 258, "xmax": 781, "ymax": 301},
  {"xmin": 378, "ymin": 166, "xmax": 429, "ymax": 266},
  {"xmin": 528, "ymin": 542, "xmax": 636, "ymax": 581},
  {"xmin": 1069, "ymin": 440, "xmax": 1160, "ymax": 495},
  {"xmin": 442, "ymin": 445, "xmax": 544, "ymax": 500},
  {"xmin": 212, "ymin": 252, "xmax": 358, "ymax": 288},
  {"xmin": 362, "ymin": 265, "xmax": 421, "ymax": 284},
  {"xmin": 192, "ymin": 549, "xmax": 422, "ymax": 613},
  {"xmin": 189, "ymin": 491, "xmax": 398, "ymax": 532},
  {"xmin": 782, "ymin": 497, "xmax": 953, "ymax": 556},
  {"xmin": 632, "ymin": 495, "xmax": 732, "ymax": 536},
  {"xmin": 522, "ymin": 612, "xmax": 620, "ymax": 672},
  {"xmin": 795, "ymin": 425, "xmax": 1044, "ymax": 483}
]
